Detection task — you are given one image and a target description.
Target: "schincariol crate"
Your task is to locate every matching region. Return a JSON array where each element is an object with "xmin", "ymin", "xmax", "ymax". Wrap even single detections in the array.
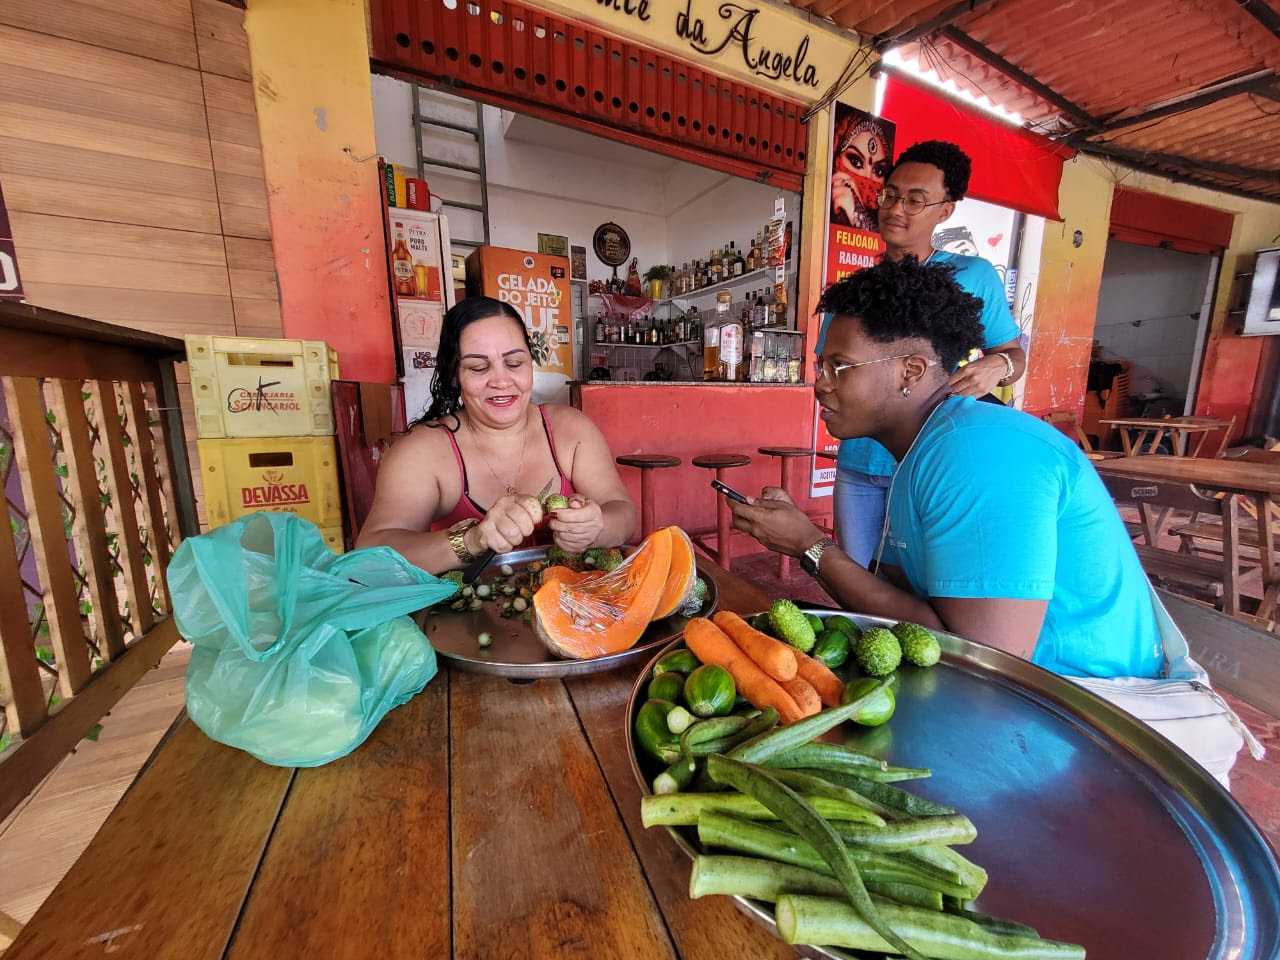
[
  {"xmin": 198, "ymin": 436, "xmax": 343, "ymax": 530},
  {"xmin": 186, "ymin": 335, "xmax": 339, "ymax": 439}
]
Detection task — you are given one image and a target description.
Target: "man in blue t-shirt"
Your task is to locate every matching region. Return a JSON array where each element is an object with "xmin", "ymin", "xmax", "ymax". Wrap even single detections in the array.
[
  {"xmin": 730, "ymin": 257, "xmax": 1162, "ymax": 680},
  {"xmin": 820, "ymin": 140, "xmax": 1025, "ymax": 565}
]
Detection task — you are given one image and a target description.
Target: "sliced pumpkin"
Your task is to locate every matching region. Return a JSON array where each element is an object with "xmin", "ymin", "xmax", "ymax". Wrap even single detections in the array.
[
  {"xmin": 650, "ymin": 526, "xmax": 697, "ymax": 620},
  {"xmin": 532, "ymin": 527, "xmax": 673, "ymax": 659}
]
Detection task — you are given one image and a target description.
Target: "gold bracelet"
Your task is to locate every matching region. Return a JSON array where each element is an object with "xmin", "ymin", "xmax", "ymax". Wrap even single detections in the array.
[{"xmin": 447, "ymin": 519, "xmax": 479, "ymax": 563}]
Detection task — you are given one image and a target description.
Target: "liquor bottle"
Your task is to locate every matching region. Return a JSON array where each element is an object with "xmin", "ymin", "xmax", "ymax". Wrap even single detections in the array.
[
  {"xmin": 746, "ymin": 234, "xmax": 760, "ymax": 272},
  {"xmin": 719, "ymin": 313, "xmax": 744, "ymax": 382},
  {"xmin": 594, "ymin": 315, "xmax": 605, "ymax": 344},
  {"xmin": 753, "ymin": 290, "xmax": 767, "ymax": 328},
  {"xmin": 391, "ymin": 223, "xmax": 415, "ymax": 297},
  {"xmin": 730, "ymin": 241, "xmax": 745, "ymax": 277},
  {"xmin": 711, "ymin": 247, "xmax": 723, "ymax": 284}
]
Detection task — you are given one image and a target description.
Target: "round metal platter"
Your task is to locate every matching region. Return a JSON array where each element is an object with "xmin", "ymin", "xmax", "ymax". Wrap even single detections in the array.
[
  {"xmin": 419, "ymin": 547, "xmax": 717, "ymax": 679},
  {"xmin": 626, "ymin": 610, "xmax": 1280, "ymax": 960}
]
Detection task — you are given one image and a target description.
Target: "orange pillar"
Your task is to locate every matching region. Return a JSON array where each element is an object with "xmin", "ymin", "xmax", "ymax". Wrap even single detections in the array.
[{"xmin": 243, "ymin": 0, "xmax": 394, "ymax": 383}]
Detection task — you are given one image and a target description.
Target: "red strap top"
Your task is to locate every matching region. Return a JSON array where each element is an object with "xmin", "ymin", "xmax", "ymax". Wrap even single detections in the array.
[{"xmin": 431, "ymin": 405, "xmax": 574, "ymax": 543}]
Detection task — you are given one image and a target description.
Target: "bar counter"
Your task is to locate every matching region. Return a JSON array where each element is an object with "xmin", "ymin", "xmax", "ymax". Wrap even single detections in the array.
[{"xmin": 572, "ymin": 380, "xmax": 831, "ymax": 537}]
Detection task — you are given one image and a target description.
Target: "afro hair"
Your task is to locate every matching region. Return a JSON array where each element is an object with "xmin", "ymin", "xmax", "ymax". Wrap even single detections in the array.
[
  {"xmin": 815, "ymin": 256, "xmax": 983, "ymax": 372},
  {"xmin": 890, "ymin": 140, "xmax": 972, "ymax": 202}
]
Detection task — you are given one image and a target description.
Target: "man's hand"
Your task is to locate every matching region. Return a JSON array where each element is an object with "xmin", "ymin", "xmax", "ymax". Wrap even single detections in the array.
[
  {"xmin": 949, "ymin": 353, "xmax": 1011, "ymax": 398},
  {"xmin": 727, "ymin": 486, "xmax": 825, "ymax": 558}
]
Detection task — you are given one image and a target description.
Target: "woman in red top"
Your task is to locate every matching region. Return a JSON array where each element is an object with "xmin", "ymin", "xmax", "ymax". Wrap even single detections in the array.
[{"xmin": 358, "ymin": 296, "xmax": 636, "ymax": 574}]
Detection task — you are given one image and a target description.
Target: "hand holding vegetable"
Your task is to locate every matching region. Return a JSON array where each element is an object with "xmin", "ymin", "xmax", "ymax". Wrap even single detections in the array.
[{"xmin": 547, "ymin": 495, "xmax": 606, "ymax": 554}]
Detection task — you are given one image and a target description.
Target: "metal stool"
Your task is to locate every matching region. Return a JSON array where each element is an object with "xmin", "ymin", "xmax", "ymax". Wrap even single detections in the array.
[
  {"xmin": 691, "ymin": 452, "xmax": 752, "ymax": 569},
  {"xmin": 759, "ymin": 445, "xmax": 816, "ymax": 578},
  {"xmin": 615, "ymin": 453, "xmax": 681, "ymax": 540}
]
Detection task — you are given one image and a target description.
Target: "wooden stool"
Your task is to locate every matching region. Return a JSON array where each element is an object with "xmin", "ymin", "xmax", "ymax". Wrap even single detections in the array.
[
  {"xmin": 615, "ymin": 453, "xmax": 682, "ymax": 540},
  {"xmin": 691, "ymin": 453, "xmax": 752, "ymax": 569},
  {"xmin": 759, "ymin": 446, "xmax": 815, "ymax": 578}
]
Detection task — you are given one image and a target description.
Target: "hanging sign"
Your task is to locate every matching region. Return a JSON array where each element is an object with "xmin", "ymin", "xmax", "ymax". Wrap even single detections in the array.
[{"xmin": 538, "ymin": 0, "xmax": 856, "ymax": 101}]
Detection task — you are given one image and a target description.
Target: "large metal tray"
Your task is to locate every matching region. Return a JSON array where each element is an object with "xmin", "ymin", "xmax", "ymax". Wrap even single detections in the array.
[
  {"xmin": 627, "ymin": 610, "xmax": 1280, "ymax": 960},
  {"xmin": 418, "ymin": 546, "xmax": 717, "ymax": 679}
]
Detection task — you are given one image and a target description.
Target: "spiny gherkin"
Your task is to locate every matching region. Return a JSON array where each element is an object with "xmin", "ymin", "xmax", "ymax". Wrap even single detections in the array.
[
  {"xmin": 891, "ymin": 621, "xmax": 941, "ymax": 667},
  {"xmin": 677, "ymin": 577, "xmax": 710, "ymax": 617},
  {"xmin": 768, "ymin": 598, "xmax": 816, "ymax": 654},
  {"xmin": 855, "ymin": 626, "xmax": 902, "ymax": 677},
  {"xmin": 585, "ymin": 546, "xmax": 625, "ymax": 572}
]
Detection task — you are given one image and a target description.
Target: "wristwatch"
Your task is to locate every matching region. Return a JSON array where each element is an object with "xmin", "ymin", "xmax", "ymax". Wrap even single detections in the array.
[
  {"xmin": 447, "ymin": 519, "xmax": 480, "ymax": 563},
  {"xmin": 800, "ymin": 536, "xmax": 836, "ymax": 577}
]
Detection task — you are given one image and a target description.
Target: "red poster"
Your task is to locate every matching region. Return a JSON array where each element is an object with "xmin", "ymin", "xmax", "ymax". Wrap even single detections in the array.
[{"xmin": 812, "ymin": 105, "xmax": 896, "ymax": 495}]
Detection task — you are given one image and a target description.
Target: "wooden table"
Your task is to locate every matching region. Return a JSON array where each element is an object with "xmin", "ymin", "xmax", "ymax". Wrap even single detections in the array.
[
  {"xmin": 1095, "ymin": 455, "xmax": 1280, "ymax": 621},
  {"xmin": 1098, "ymin": 416, "xmax": 1231, "ymax": 457},
  {"xmin": 5, "ymin": 564, "xmax": 808, "ymax": 960}
]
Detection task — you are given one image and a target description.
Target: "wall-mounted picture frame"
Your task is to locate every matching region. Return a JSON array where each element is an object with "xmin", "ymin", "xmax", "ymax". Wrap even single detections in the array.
[
  {"xmin": 537, "ymin": 233, "xmax": 569, "ymax": 258},
  {"xmin": 570, "ymin": 244, "xmax": 587, "ymax": 282}
]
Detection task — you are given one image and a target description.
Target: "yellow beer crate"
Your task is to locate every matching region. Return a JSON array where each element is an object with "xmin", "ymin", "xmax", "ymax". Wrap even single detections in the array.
[
  {"xmin": 318, "ymin": 526, "xmax": 345, "ymax": 554},
  {"xmin": 198, "ymin": 436, "xmax": 343, "ymax": 530},
  {"xmin": 186, "ymin": 335, "xmax": 339, "ymax": 439}
]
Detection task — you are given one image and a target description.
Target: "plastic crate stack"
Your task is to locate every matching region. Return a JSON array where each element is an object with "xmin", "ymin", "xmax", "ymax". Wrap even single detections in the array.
[{"xmin": 186, "ymin": 335, "xmax": 344, "ymax": 552}]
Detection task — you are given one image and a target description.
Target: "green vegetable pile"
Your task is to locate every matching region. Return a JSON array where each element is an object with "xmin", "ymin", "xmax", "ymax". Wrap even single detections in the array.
[{"xmin": 634, "ymin": 611, "xmax": 1086, "ymax": 960}]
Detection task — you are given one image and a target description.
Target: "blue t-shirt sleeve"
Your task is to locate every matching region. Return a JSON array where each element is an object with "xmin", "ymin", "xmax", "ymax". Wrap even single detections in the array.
[
  {"xmin": 968, "ymin": 259, "xmax": 1019, "ymax": 348},
  {"xmin": 940, "ymin": 253, "xmax": 1019, "ymax": 348},
  {"xmin": 909, "ymin": 427, "xmax": 1059, "ymax": 600}
]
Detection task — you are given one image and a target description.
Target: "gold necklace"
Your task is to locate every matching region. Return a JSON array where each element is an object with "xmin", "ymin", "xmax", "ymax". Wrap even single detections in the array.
[{"xmin": 466, "ymin": 410, "xmax": 530, "ymax": 496}]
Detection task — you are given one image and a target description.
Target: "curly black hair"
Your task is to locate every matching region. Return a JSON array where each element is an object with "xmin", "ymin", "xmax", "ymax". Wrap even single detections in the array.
[
  {"xmin": 890, "ymin": 140, "xmax": 971, "ymax": 201},
  {"xmin": 418, "ymin": 296, "xmax": 532, "ymax": 426},
  {"xmin": 815, "ymin": 256, "xmax": 983, "ymax": 372}
]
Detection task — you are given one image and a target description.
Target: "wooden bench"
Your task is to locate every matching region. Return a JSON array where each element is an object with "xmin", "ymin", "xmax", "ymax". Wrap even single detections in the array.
[
  {"xmin": 1096, "ymin": 469, "xmax": 1248, "ymax": 616},
  {"xmin": 0, "ymin": 302, "xmax": 196, "ymax": 827}
]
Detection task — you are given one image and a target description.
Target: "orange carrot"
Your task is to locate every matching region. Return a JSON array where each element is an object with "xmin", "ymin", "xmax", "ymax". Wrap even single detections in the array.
[
  {"xmin": 683, "ymin": 618, "xmax": 805, "ymax": 724},
  {"xmin": 712, "ymin": 610, "xmax": 798, "ymax": 682},
  {"xmin": 780, "ymin": 676, "xmax": 822, "ymax": 717},
  {"xmin": 794, "ymin": 650, "xmax": 846, "ymax": 708}
]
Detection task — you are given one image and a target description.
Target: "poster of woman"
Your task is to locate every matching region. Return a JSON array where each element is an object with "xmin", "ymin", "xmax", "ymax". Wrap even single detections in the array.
[{"xmin": 825, "ymin": 104, "xmax": 895, "ymax": 285}]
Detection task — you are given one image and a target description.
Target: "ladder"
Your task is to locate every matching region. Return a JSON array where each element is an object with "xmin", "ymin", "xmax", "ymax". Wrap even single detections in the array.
[{"xmin": 413, "ymin": 85, "xmax": 491, "ymax": 256}]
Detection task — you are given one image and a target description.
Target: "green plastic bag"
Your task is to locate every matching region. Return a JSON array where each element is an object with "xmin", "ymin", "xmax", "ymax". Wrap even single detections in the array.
[{"xmin": 167, "ymin": 512, "xmax": 456, "ymax": 767}]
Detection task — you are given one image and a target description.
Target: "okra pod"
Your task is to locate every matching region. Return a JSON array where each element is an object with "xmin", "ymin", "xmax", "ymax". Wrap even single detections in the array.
[
  {"xmin": 706, "ymin": 755, "xmax": 928, "ymax": 960},
  {"xmin": 727, "ymin": 678, "xmax": 894, "ymax": 765},
  {"xmin": 775, "ymin": 895, "xmax": 1085, "ymax": 959}
]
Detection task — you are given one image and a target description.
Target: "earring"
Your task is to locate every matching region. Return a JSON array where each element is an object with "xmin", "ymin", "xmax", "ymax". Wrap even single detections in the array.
[{"xmin": 901, "ymin": 386, "xmax": 911, "ymax": 397}]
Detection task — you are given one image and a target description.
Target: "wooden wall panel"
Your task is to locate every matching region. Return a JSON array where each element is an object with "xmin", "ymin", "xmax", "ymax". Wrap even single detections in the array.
[
  {"xmin": 0, "ymin": 1, "xmax": 280, "ymax": 342},
  {"xmin": 0, "ymin": 0, "xmax": 199, "ymax": 68}
]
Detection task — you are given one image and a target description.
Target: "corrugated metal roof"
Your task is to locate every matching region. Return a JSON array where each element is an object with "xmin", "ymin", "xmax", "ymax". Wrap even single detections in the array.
[{"xmin": 789, "ymin": 0, "xmax": 1280, "ymax": 203}]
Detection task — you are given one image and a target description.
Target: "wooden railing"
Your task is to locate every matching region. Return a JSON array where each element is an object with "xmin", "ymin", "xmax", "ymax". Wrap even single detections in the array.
[{"xmin": 0, "ymin": 301, "xmax": 195, "ymax": 822}]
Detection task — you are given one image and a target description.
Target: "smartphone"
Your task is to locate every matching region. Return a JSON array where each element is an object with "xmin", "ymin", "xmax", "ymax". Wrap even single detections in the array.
[{"xmin": 710, "ymin": 478, "xmax": 750, "ymax": 504}]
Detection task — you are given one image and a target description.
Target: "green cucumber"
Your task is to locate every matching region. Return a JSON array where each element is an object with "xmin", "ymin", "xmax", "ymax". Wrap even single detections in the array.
[
  {"xmin": 653, "ymin": 648, "xmax": 701, "ymax": 676},
  {"xmin": 648, "ymin": 672, "xmax": 685, "ymax": 703},
  {"xmin": 634, "ymin": 698, "xmax": 681, "ymax": 763},
  {"xmin": 683, "ymin": 663, "xmax": 736, "ymax": 717},
  {"xmin": 841, "ymin": 677, "xmax": 897, "ymax": 726},
  {"xmin": 811, "ymin": 629, "xmax": 852, "ymax": 669},
  {"xmin": 826, "ymin": 614, "xmax": 863, "ymax": 640}
]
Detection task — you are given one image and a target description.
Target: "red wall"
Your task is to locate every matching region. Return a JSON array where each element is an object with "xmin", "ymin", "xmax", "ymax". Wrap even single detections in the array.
[{"xmin": 573, "ymin": 383, "xmax": 832, "ymax": 554}]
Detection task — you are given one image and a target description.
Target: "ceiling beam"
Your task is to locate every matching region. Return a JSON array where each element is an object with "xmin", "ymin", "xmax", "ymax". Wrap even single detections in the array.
[
  {"xmin": 1081, "ymin": 144, "xmax": 1280, "ymax": 206},
  {"xmin": 923, "ymin": 26, "xmax": 1105, "ymax": 132},
  {"xmin": 876, "ymin": 0, "xmax": 1002, "ymax": 48},
  {"xmin": 1240, "ymin": 0, "xmax": 1280, "ymax": 41},
  {"xmin": 1077, "ymin": 138, "xmax": 1280, "ymax": 183},
  {"xmin": 1100, "ymin": 70, "xmax": 1280, "ymax": 132}
]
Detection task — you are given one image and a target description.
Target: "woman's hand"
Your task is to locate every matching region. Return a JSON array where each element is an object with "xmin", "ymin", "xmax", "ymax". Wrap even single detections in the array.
[
  {"xmin": 548, "ymin": 496, "xmax": 604, "ymax": 554},
  {"xmin": 727, "ymin": 486, "xmax": 825, "ymax": 558},
  {"xmin": 470, "ymin": 493, "xmax": 544, "ymax": 555}
]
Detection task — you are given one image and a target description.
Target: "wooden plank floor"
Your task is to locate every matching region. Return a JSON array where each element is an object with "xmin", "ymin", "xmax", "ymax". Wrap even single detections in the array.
[{"xmin": 0, "ymin": 643, "xmax": 191, "ymax": 924}]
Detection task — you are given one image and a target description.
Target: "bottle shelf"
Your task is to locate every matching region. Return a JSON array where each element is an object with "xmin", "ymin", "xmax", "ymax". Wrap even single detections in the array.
[
  {"xmin": 593, "ymin": 340, "xmax": 701, "ymax": 349},
  {"xmin": 659, "ymin": 266, "xmax": 776, "ymax": 304}
]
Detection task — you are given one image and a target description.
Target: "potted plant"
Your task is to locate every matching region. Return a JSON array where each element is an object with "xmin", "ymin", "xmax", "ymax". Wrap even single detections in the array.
[{"xmin": 643, "ymin": 263, "xmax": 673, "ymax": 300}]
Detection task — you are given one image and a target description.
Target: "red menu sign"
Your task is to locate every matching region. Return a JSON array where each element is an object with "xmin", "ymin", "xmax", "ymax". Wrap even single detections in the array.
[
  {"xmin": 0, "ymin": 180, "xmax": 22, "ymax": 300},
  {"xmin": 811, "ymin": 104, "xmax": 897, "ymax": 496}
]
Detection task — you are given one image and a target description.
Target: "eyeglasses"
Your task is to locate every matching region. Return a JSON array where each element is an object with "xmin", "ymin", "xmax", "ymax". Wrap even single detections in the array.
[
  {"xmin": 876, "ymin": 189, "xmax": 949, "ymax": 216},
  {"xmin": 813, "ymin": 353, "xmax": 914, "ymax": 384}
]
